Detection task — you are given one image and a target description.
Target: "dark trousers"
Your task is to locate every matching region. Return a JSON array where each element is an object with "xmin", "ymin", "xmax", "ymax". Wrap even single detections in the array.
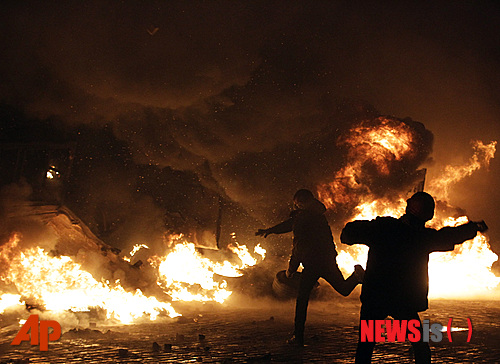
[
  {"xmin": 355, "ymin": 305, "xmax": 431, "ymax": 364},
  {"xmin": 294, "ymin": 264, "xmax": 359, "ymax": 338}
]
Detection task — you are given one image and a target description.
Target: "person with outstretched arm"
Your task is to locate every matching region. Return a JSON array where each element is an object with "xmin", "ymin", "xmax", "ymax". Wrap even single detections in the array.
[
  {"xmin": 340, "ymin": 191, "xmax": 488, "ymax": 363},
  {"xmin": 257, "ymin": 189, "xmax": 364, "ymax": 347}
]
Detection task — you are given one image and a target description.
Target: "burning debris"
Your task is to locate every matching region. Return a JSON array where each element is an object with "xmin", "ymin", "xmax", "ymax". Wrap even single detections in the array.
[
  {"xmin": 0, "ymin": 187, "xmax": 266, "ymax": 326},
  {"xmin": 0, "ymin": 137, "xmax": 268, "ymax": 326},
  {"xmin": 0, "ymin": 233, "xmax": 180, "ymax": 323},
  {"xmin": 151, "ymin": 234, "xmax": 265, "ymax": 303},
  {"xmin": 0, "ymin": 229, "xmax": 266, "ymax": 325}
]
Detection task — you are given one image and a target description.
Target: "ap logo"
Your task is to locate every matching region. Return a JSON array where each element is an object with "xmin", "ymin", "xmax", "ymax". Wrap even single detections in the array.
[{"xmin": 11, "ymin": 315, "xmax": 62, "ymax": 351}]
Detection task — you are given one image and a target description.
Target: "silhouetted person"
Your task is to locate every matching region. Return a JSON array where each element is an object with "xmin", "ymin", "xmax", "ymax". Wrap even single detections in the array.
[
  {"xmin": 340, "ymin": 192, "xmax": 488, "ymax": 363},
  {"xmin": 256, "ymin": 189, "xmax": 364, "ymax": 346}
]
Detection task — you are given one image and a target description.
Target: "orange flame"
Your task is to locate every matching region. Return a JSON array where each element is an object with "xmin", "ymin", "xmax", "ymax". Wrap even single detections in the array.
[
  {"xmin": 318, "ymin": 117, "xmax": 418, "ymax": 209},
  {"xmin": 327, "ymin": 119, "xmax": 499, "ymax": 298},
  {"xmin": 0, "ymin": 234, "xmax": 180, "ymax": 323},
  {"xmin": 153, "ymin": 234, "xmax": 265, "ymax": 303},
  {"xmin": 427, "ymin": 140, "xmax": 497, "ymax": 199},
  {"xmin": 0, "ymin": 233, "xmax": 266, "ymax": 322}
]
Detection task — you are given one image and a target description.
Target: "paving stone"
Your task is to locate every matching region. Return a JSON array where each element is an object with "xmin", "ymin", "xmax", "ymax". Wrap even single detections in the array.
[{"xmin": 0, "ymin": 299, "xmax": 498, "ymax": 363}]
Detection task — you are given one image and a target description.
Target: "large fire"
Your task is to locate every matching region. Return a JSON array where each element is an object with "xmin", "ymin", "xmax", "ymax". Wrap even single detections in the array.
[
  {"xmin": 0, "ymin": 232, "xmax": 265, "ymax": 324},
  {"xmin": 318, "ymin": 117, "xmax": 421, "ymax": 209},
  {"xmin": 152, "ymin": 234, "xmax": 265, "ymax": 303},
  {"xmin": 329, "ymin": 117, "xmax": 499, "ymax": 299},
  {"xmin": 0, "ymin": 115, "xmax": 498, "ymax": 327}
]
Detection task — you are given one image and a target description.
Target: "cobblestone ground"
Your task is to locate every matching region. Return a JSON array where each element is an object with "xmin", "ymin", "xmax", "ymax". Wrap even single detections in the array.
[{"xmin": 0, "ymin": 298, "xmax": 499, "ymax": 363}]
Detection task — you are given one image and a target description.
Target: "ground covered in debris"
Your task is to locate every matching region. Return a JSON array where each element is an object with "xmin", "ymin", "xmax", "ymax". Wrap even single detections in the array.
[{"xmin": 0, "ymin": 297, "xmax": 499, "ymax": 363}]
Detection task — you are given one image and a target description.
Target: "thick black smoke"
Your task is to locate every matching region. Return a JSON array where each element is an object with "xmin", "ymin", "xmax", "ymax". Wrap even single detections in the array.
[{"xmin": 1, "ymin": 1, "xmax": 499, "ymax": 254}]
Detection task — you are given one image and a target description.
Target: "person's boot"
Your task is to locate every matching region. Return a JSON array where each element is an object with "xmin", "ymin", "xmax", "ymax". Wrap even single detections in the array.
[
  {"xmin": 287, "ymin": 333, "xmax": 304, "ymax": 347},
  {"xmin": 354, "ymin": 264, "xmax": 365, "ymax": 283}
]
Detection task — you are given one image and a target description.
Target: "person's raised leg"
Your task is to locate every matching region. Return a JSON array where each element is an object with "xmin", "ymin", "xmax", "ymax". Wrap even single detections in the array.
[{"xmin": 322, "ymin": 263, "xmax": 363, "ymax": 297}]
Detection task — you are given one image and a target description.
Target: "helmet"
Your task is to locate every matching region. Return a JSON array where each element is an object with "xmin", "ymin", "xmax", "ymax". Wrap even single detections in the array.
[{"xmin": 406, "ymin": 192, "xmax": 435, "ymax": 222}]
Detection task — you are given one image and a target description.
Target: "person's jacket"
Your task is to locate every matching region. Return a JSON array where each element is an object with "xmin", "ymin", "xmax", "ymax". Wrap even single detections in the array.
[
  {"xmin": 267, "ymin": 199, "xmax": 338, "ymax": 273},
  {"xmin": 340, "ymin": 215, "xmax": 479, "ymax": 312}
]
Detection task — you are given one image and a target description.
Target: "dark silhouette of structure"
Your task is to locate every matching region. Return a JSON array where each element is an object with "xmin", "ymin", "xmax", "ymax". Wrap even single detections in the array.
[
  {"xmin": 340, "ymin": 192, "xmax": 488, "ymax": 363},
  {"xmin": 256, "ymin": 189, "xmax": 364, "ymax": 346}
]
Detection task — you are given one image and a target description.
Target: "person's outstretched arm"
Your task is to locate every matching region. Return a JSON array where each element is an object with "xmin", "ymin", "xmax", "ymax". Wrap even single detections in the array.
[
  {"xmin": 429, "ymin": 220, "xmax": 488, "ymax": 252},
  {"xmin": 255, "ymin": 218, "xmax": 293, "ymax": 238},
  {"xmin": 340, "ymin": 220, "xmax": 376, "ymax": 247}
]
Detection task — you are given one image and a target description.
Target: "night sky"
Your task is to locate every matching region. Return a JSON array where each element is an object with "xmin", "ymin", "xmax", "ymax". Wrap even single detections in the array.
[{"xmin": 1, "ymin": 1, "xmax": 499, "ymax": 256}]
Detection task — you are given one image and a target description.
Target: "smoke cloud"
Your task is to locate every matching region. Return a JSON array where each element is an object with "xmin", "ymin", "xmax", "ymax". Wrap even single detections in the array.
[{"xmin": 0, "ymin": 1, "xmax": 499, "ymax": 254}]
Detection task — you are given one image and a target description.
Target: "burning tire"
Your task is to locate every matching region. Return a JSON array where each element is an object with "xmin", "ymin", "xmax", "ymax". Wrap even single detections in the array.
[{"xmin": 272, "ymin": 270, "xmax": 319, "ymax": 299}]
